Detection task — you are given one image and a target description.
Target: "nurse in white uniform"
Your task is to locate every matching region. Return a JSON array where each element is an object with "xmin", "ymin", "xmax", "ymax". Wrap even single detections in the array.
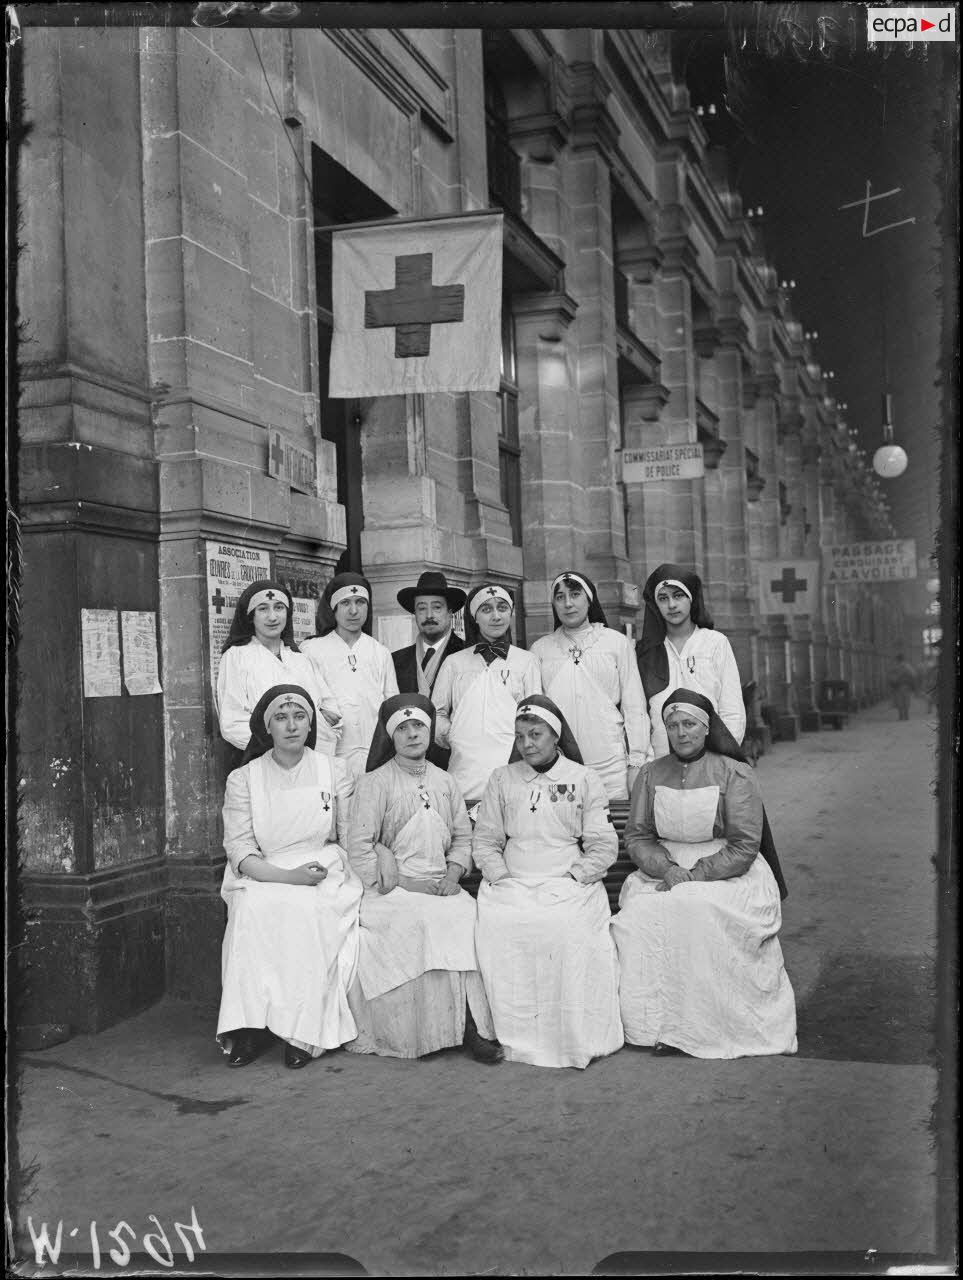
[
  {"xmin": 432, "ymin": 583, "xmax": 541, "ymax": 815},
  {"xmin": 635, "ymin": 563, "xmax": 745, "ymax": 759},
  {"xmin": 301, "ymin": 572, "xmax": 399, "ymax": 784},
  {"xmin": 531, "ymin": 569, "xmax": 652, "ymax": 800},
  {"xmin": 216, "ymin": 683, "xmax": 362, "ymax": 1069},
  {"xmin": 472, "ymin": 694, "xmax": 624, "ymax": 1069},
  {"xmin": 214, "ymin": 579, "xmax": 341, "ymax": 762}
]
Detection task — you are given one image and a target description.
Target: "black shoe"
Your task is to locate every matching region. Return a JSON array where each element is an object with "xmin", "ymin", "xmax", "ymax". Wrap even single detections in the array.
[
  {"xmin": 464, "ymin": 1022, "xmax": 504, "ymax": 1064},
  {"xmin": 227, "ymin": 1030, "xmax": 264, "ymax": 1068},
  {"xmin": 284, "ymin": 1043, "xmax": 314, "ymax": 1070},
  {"xmin": 653, "ymin": 1041, "xmax": 686, "ymax": 1057}
]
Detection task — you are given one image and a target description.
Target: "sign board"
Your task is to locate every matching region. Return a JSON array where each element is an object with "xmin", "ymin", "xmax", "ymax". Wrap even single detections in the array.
[
  {"xmin": 268, "ymin": 429, "xmax": 317, "ymax": 496},
  {"xmin": 823, "ymin": 539, "xmax": 917, "ymax": 583},
  {"xmin": 621, "ymin": 444, "xmax": 704, "ymax": 483},
  {"xmin": 291, "ymin": 598, "xmax": 317, "ymax": 645},
  {"xmin": 206, "ymin": 541, "xmax": 272, "ymax": 692}
]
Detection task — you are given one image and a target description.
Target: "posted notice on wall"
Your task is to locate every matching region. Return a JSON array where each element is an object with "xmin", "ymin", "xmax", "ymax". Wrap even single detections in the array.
[
  {"xmin": 292, "ymin": 598, "xmax": 317, "ymax": 645},
  {"xmin": 822, "ymin": 539, "xmax": 917, "ymax": 583},
  {"xmin": 121, "ymin": 610, "xmax": 163, "ymax": 695},
  {"xmin": 81, "ymin": 608, "xmax": 122, "ymax": 697},
  {"xmin": 206, "ymin": 541, "xmax": 272, "ymax": 690},
  {"xmin": 621, "ymin": 444, "xmax": 705, "ymax": 483}
]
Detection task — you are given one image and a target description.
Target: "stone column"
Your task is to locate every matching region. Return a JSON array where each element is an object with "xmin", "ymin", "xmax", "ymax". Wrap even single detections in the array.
[{"xmin": 16, "ymin": 27, "xmax": 167, "ymax": 1033}]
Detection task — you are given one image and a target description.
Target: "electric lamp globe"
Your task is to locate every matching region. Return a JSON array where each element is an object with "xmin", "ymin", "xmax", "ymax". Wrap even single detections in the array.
[{"xmin": 872, "ymin": 444, "xmax": 908, "ymax": 478}]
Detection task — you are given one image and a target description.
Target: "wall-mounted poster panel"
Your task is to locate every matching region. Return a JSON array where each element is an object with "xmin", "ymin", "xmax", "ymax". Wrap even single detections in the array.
[{"xmin": 205, "ymin": 541, "xmax": 272, "ymax": 692}]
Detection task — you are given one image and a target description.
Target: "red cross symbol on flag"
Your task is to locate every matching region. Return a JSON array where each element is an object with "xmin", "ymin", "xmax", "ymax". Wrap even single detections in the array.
[{"xmin": 328, "ymin": 212, "xmax": 504, "ymax": 398}]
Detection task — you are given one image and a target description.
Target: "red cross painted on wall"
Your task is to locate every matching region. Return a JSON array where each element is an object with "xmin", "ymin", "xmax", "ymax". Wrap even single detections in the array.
[
  {"xmin": 269, "ymin": 432, "xmax": 285, "ymax": 476},
  {"xmin": 364, "ymin": 253, "xmax": 465, "ymax": 358},
  {"xmin": 770, "ymin": 567, "xmax": 809, "ymax": 603}
]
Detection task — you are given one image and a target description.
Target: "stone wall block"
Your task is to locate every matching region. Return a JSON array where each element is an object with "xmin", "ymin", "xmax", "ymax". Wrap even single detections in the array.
[
  {"xmin": 142, "ymin": 133, "xmax": 182, "ymax": 244},
  {"xmin": 182, "ymin": 242, "xmax": 253, "ymax": 363},
  {"xmin": 252, "ymin": 289, "xmax": 305, "ymax": 392},
  {"xmin": 59, "ymin": 33, "xmax": 148, "ymax": 386},
  {"xmin": 176, "ymin": 33, "xmax": 247, "ymax": 176},
  {"xmin": 243, "ymin": 106, "xmax": 280, "ymax": 209},
  {"xmin": 159, "ymin": 457, "xmax": 203, "ymax": 514},
  {"xmin": 289, "ymin": 492, "xmax": 347, "ymax": 548},
  {"xmin": 180, "ymin": 139, "xmax": 250, "ymax": 270},
  {"xmin": 249, "ymin": 468, "xmax": 292, "ymax": 530},
  {"xmin": 163, "ymin": 705, "xmax": 219, "ymax": 851},
  {"xmin": 249, "ymin": 201, "xmax": 293, "ymax": 303},
  {"xmin": 146, "ymin": 237, "xmax": 188, "ymax": 343},
  {"xmin": 158, "ymin": 577, "xmax": 206, "ymax": 705},
  {"xmin": 192, "ymin": 403, "xmax": 257, "ymax": 466}
]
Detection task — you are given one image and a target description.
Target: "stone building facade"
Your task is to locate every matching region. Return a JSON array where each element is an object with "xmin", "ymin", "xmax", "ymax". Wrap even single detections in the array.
[{"xmin": 14, "ymin": 23, "xmax": 902, "ymax": 1032}]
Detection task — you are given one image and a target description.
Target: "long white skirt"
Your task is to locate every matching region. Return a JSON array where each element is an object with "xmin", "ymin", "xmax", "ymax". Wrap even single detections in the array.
[
  {"xmin": 345, "ymin": 886, "xmax": 495, "ymax": 1058},
  {"xmin": 346, "ymin": 971, "xmax": 495, "ymax": 1059},
  {"xmin": 216, "ymin": 854, "xmax": 362, "ymax": 1058},
  {"xmin": 475, "ymin": 877, "xmax": 624, "ymax": 1069},
  {"xmin": 611, "ymin": 860, "xmax": 797, "ymax": 1059}
]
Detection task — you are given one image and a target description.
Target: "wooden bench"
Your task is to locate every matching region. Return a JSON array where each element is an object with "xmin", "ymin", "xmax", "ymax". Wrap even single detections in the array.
[{"xmin": 460, "ymin": 799, "xmax": 636, "ymax": 914}]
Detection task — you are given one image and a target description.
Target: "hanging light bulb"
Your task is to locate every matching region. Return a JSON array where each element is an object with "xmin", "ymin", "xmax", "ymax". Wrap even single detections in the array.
[{"xmin": 873, "ymin": 393, "xmax": 908, "ymax": 478}]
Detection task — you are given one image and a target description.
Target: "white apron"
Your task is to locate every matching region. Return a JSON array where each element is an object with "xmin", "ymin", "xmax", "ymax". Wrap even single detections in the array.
[
  {"xmin": 216, "ymin": 753, "xmax": 362, "ymax": 1056},
  {"xmin": 448, "ymin": 662, "xmax": 519, "ymax": 807},
  {"xmin": 544, "ymin": 636, "xmax": 628, "ymax": 800},
  {"xmin": 356, "ymin": 799, "xmax": 481, "ymax": 1000},
  {"xmin": 612, "ymin": 783, "xmax": 797, "ymax": 1059},
  {"xmin": 334, "ymin": 645, "xmax": 386, "ymax": 783},
  {"xmin": 474, "ymin": 776, "xmax": 624, "ymax": 1069}
]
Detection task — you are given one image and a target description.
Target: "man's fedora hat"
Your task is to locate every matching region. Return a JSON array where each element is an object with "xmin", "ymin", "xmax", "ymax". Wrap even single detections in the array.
[{"xmin": 397, "ymin": 571, "xmax": 467, "ymax": 614}]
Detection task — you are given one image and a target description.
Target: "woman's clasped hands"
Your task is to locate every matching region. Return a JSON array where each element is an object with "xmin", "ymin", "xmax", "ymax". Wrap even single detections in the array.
[{"xmin": 656, "ymin": 864, "xmax": 693, "ymax": 892}]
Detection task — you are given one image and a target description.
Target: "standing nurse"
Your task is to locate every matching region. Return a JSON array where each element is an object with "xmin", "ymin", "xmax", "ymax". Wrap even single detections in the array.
[
  {"xmin": 636, "ymin": 564, "xmax": 745, "ymax": 759},
  {"xmin": 301, "ymin": 572, "xmax": 399, "ymax": 783},
  {"xmin": 432, "ymin": 583, "xmax": 541, "ymax": 815},
  {"xmin": 531, "ymin": 570, "xmax": 651, "ymax": 800}
]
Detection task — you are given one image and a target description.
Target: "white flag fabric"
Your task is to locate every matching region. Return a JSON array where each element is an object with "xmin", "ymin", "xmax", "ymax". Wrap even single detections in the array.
[
  {"xmin": 329, "ymin": 212, "xmax": 503, "ymax": 398},
  {"xmin": 757, "ymin": 559, "xmax": 821, "ymax": 615}
]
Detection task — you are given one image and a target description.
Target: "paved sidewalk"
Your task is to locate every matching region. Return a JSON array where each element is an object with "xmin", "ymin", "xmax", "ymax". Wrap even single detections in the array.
[{"xmin": 9, "ymin": 702, "xmax": 949, "ymax": 1276}]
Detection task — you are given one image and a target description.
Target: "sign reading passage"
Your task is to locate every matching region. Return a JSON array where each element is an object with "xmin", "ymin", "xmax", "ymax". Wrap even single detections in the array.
[
  {"xmin": 206, "ymin": 541, "xmax": 272, "ymax": 693},
  {"xmin": 823, "ymin": 540, "xmax": 917, "ymax": 583},
  {"xmin": 621, "ymin": 444, "xmax": 705, "ymax": 483}
]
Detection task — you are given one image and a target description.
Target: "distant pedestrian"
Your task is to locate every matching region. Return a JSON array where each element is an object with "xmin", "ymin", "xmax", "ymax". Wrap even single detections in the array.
[{"xmin": 887, "ymin": 653, "xmax": 917, "ymax": 721}]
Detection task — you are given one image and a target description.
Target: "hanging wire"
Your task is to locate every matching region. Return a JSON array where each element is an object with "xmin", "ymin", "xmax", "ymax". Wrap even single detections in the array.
[{"xmin": 246, "ymin": 27, "xmax": 315, "ymax": 207}]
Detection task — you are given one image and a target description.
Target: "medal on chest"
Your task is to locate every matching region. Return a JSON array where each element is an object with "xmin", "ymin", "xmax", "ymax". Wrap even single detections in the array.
[{"xmin": 320, "ymin": 791, "xmax": 331, "ymax": 812}]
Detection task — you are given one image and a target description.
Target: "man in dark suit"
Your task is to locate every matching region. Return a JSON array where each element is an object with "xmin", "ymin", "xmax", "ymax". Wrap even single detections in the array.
[{"xmin": 392, "ymin": 571, "xmax": 467, "ymax": 769}]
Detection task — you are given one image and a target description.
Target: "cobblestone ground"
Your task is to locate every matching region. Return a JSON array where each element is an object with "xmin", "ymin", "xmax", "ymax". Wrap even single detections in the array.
[{"xmin": 10, "ymin": 698, "xmax": 948, "ymax": 1277}]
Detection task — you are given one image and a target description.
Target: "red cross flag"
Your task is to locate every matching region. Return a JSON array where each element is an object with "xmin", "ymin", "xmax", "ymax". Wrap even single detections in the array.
[
  {"xmin": 328, "ymin": 211, "xmax": 503, "ymax": 398},
  {"xmin": 756, "ymin": 559, "xmax": 821, "ymax": 615}
]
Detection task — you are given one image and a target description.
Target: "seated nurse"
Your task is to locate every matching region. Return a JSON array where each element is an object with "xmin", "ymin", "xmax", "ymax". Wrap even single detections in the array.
[
  {"xmin": 216, "ymin": 684, "xmax": 361, "ymax": 1070},
  {"xmin": 612, "ymin": 688, "xmax": 796, "ymax": 1059},
  {"xmin": 472, "ymin": 694, "xmax": 624, "ymax": 1070},
  {"xmin": 346, "ymin": 694, "xmax": 502, "ymax": 1062}
]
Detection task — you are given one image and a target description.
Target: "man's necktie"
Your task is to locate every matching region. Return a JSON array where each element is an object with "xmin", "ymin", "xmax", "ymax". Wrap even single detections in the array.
[{"xmin": 421, "ymin": 646, "xmax": 436, "ymax": 671}]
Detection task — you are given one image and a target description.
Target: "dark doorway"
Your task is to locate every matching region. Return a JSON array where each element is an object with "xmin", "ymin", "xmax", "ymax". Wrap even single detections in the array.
[{"xmin": 312, "ymin": 147, "xmax": 395, "ymax": 573}]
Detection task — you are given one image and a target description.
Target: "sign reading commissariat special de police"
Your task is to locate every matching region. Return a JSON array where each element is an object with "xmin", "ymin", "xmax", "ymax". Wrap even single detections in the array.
[
  {"xmin": 621, "ymin": 444, "xmax": 705, "ymax": 483},
  {"xmin": 822, "ymin": 539, "xmax": 917, "ymax": 583}
]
